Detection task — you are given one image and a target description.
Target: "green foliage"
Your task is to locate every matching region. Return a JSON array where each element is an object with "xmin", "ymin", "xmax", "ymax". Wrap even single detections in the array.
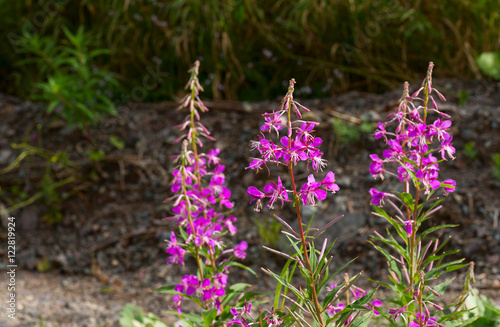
[
  {"xmin": 255, "ymin": 216, "xmax": 282, "ymax": 248},
  {"xmin": 88, "ymin": 149, "xmax": 105, "ymax": 162},
  {"xmin": 36, "ymin": 258, "xmax": 52, "ymax": 273},
  {"xmin": 15, "ymin": 25, "xmax": 119, "ymax": 130},
  {"xmin": 458, "ymin": 90, "xmax": 470, "ymax": 106},
  {"xmin": 492, "ymin": 153, "xmax": 500, "ymax": 180},
  {"xmin": 332, "ymin": 118, "xmax": 362, "ymax": 145},
  {"xmin": 477, "ymin": 52, "xmax": 500, "ymax": 79},
  {"xmin": 119, "ymin": 304, "xmax": 167, "ymax": 327},
  {"xmin": 463, "ymin": 142, "xmax": 479, "ymax": 161},
  {"xmin": 464, "ymin": 290, "xmax": 500, "ymax": 327},
  {"xmin": 0, "ymin": 143, "xmax": 75, "ymax": 224},
  {"xmin": 2, "ymin": 1, "xmax": 500, "ymax": 100},
  {"xmin": 331, "ymin": 118, "xmax": 373, "ymax": 155},
  {"xmin": 109, "ymin": 135, "xmax": 125, "ymax": 150}
]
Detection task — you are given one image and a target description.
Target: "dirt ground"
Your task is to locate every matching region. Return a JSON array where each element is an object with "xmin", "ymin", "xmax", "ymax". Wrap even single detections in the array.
[{"xmin": 0, "ymin": 78, "xmax": 499, "ymax": 326}]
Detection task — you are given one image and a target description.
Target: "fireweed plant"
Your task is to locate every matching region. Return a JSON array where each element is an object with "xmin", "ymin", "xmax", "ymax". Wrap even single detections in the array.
[
  {"xmin": 243, "ymin": 79, "xmax": 379, "ymax": 327},
  {"xmin": 368, "ymin": 62, "xmax": 476, "ymax": 327},
  {"xmin": 157, "ymin": 61, "xmax": 478, "ymax": 327},
  {"xmin": 157, "ymin": 61, "xmax": 257, "ymax": 326}
]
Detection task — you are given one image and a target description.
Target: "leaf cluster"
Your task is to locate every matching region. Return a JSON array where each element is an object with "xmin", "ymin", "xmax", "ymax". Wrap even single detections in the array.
[{"xmin": 15, "ymin": 26, "xmax": 119, "ymax": 130}]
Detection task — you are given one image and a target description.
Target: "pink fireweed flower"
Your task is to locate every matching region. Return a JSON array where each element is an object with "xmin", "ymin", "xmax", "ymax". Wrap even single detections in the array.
[
  {"xmin": 404, "ymin": 220, "xmax": 414, "ymax": 236},
  {"xmin": 308, "ymin": 149, "xmax": 328, "ymax": 171},
  {"xmin": 428, "ymin": 118, "xmax": 451, "ymax": 141},
  {"xmin": 299, "ymin": 174, "xmax": 327, "ymax": 206},
  {"xmin": 259, "ymin": 138, "xmax": 284, "ymax": 162},
  {"xmin": 440, "ymin": 137, "xmax": 456, "ymax": 160},
  {"xmin": 206, "ymin": 148, "xmax": 221, "ymax": 165},
  {"xmin": 326, "ymin": 302, "xmax": 345, "ymax": 317},
  {"xmin": 231, "ymin": 299, "xmax": 252, "ymax": 317},
  {"xmin": 166, "ymin": 231, "xmax": 187, "ymax": 265},
  {"xmin": 397, "ymin": 161, "xmax": 416, "ymax": 182},
  {"xmin": 442, "ymin": 179, "xmax": 456, "ymax": 194},
  {"xmin": 374, "ymin": 122, "xmax": 388, "ymax": 141},
  {"xmin": 407, "ymin": 123, "xmax": 428, "ymax": 150},
  {"xmin": 368, "ymin": 299, "xmax": 383, "ymax": 316},
  {"xmin": 218, "ymin": 186, "xmax": 234, "ymax": 209},
  {"xmin": 263, "ymin": 176, "xmax": 289, "ymax": 208},
  {"xmin": 409, "ymin": 312, "xmax": 441, "ymax": 327},
  {"xmin": 246, "ymin": 157, "xmax": 268, "ymax": 174},
  {"xmin": 296, "ymin": 121, "xmax": 319, "ymax": 142},
  {"xmin": 295, "ymin": 135, "xmax": 323, "ymax": 154},
  {"xmin": 388, "ymin": 305, "xmax": 409, "ymax": 321},
  {"xmin": 280, "ymin": 136, "xmax": 308, "ymax": 164},
  {"xmin": 234, "ymin": 241, "xmax": 248, "ymax": 259},
  {"xmin": 369, "ymin": 154, "xmax": 385, "ymax": 179},
  {"xmin": 369, "ymin": 188, "xmax": 389, "ymax": 206},
  {"xmin": 408, "ymin": 104, "xmax": 423, "ymax": 122},
  {"xmin": 415, "ymin": 168, "xmax": 440, "ymax": 194},
  {"xmin": 264, "ymin": 308, "xmax": 284, "ymax": 327},
  {"xmin": 165, "ymin": 200, "xmax": 199, "ymax": 225},
  {"xmin": 247, "ymin": 186, "xmax": 265, "ymax": 212},
  {"xmin": 383, "ymin": 139, "xmax": 405, "ymax": 160},
  {"xmin": 321, "ymin": 171, "xmax": 340, "ymax": 193},
  {"xmin": 261, "ymin": 111, "xmax": 284, "ymax": 136},
  {"xmin": 223, "ymin": 216, "xmax": 238, "ymax": 235}
]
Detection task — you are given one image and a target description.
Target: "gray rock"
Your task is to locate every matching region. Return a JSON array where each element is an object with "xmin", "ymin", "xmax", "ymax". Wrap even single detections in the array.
[
  {"xmin": 0, "ymin": 148, "xmax": 13, "ymax": 165},
  {"xmin": 17, "ymin": 249, "xmax": 38, "ymax": 270},
  {"xmin": 19, "ymin": 208, "xmax": 39, "ymax": 231},
  {"xmin": 336, "ymin": 176, "xmax": 352, "ymax": 188}
]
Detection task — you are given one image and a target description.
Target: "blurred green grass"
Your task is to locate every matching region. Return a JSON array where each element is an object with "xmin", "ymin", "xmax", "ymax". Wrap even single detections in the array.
[{"xmin": 1, "ymin": 0, "xmax": 499, "ymax": 102}]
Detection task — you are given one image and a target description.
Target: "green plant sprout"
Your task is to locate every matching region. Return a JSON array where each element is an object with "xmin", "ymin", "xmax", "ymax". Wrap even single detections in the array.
[
  {"xmin": 16, "ymin": 25, "xmax": 119, "ymax": 131},
  {"xmin": 463, "ymin": 142, "xmax": 479, "ymax": 162},
  {"xmin": 491, "ymin": 153, "xmax": 500, "ymax": 180}
]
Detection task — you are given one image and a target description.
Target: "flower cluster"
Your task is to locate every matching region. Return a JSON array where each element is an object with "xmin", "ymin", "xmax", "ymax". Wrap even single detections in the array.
[
  {"xmin": 247, "ymin": 79, "xmax": 339, "ymax": 211},
  {"xmin": 228, "ymin": 301, "xmax": 283, "ymax": 327},
  {"xmin": 369, "ymin": 62, "xmax": 456, "ymax": 203},
  {"xmin": 165, "ymin": 61, "xmax": 246, "ymax": 315}
]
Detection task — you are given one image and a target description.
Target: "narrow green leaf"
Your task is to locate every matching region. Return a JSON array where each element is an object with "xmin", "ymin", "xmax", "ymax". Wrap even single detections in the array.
[
  {"xmin": 323, "ymin": 284, "xmax": 344, "ymax": 310},
  {"xmin": 202, "ymin": 309, "xmax": 217, "ymax": 327},
  {"xmin": 419, "ymin": 224, "xmax": 458, "ymax": 240},
  {"xmin": 398, "ymin": 192, "xmax": 415, "ymax": 211},
  {"xmin": 226, "ymin": 261, "xmax": 256, "ymax": 275}
]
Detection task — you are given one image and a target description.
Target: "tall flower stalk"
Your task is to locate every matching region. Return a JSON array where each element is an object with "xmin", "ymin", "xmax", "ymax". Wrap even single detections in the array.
[
  {"xmin": 368, "ymin": 62, "xmax": 475, "ymax": 327},
  {"xmin": 159, "ymin": 61, "xmax": 251, "ymax": 323},
  {"xmin": 246, "ymin": 79, "xmax": 377, "ymax": 327}
]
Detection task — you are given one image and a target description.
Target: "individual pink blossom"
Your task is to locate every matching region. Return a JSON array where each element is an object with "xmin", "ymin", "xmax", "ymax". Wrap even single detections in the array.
[
  {"xmin": 299, "ymin": 174, "xmax": 327, "ymax": 206},
  {"xmin": 263, "ymin": 176, "xmax": 289, "ymax": 208},
  {"xmin": 442, "ymin": 179, "xmax": 456, "ymax": 193},
  {"xmin": 369, "ymin": 154, "xmax": 385, "ymax": 179},
  {"xmin": 247, "ymin": 186, "xmax": 265, "ymax": 212},
  {"xmin": 404, "ymin": 220, "xmax": 414, "ymax": 236},
  {"xmin": 440, "ymin": 137, "xmax": 456, "ymax": 160},
  {"xmin": 369, "ymin": 188, "xmax": 388, "ymax": 206},
  {"xmin": 374, "ymin": 122, "xmax": 387, "ymax": 140},
  {"xmin": 234, "ymin": 241, "xmax": 248, "ymax": 259},
  {"xmin": 321, "ymin": 171, "xmax": 340, "ymax": 193},
  {"xmin": 261, "ymin": 112, "xmax": 284, "ymax": 136},
  {"xmin": 166, "ymin": 231, "xmax": 186, "ymax": 265}
]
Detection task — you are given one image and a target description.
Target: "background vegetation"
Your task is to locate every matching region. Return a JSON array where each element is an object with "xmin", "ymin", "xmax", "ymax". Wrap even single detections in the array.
[{"xmin": 1, "ymin": 0, "xmax": 499, "ymax": 103}]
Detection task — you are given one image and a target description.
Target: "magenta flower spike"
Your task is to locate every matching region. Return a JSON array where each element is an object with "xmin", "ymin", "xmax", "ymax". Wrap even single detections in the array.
[
  {"xmin": 164, "ymin": 61, "xmax": 250, "ymax": 317},
  {"xmin": 367, "ymin": 62, "xmax": 474, "ymax": 327}
]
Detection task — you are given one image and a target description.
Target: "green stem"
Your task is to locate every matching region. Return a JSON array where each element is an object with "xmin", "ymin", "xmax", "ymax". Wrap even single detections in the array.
[{"xmin": 285, "ymin": 86, "xmax": 325, "ymax": 327}]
